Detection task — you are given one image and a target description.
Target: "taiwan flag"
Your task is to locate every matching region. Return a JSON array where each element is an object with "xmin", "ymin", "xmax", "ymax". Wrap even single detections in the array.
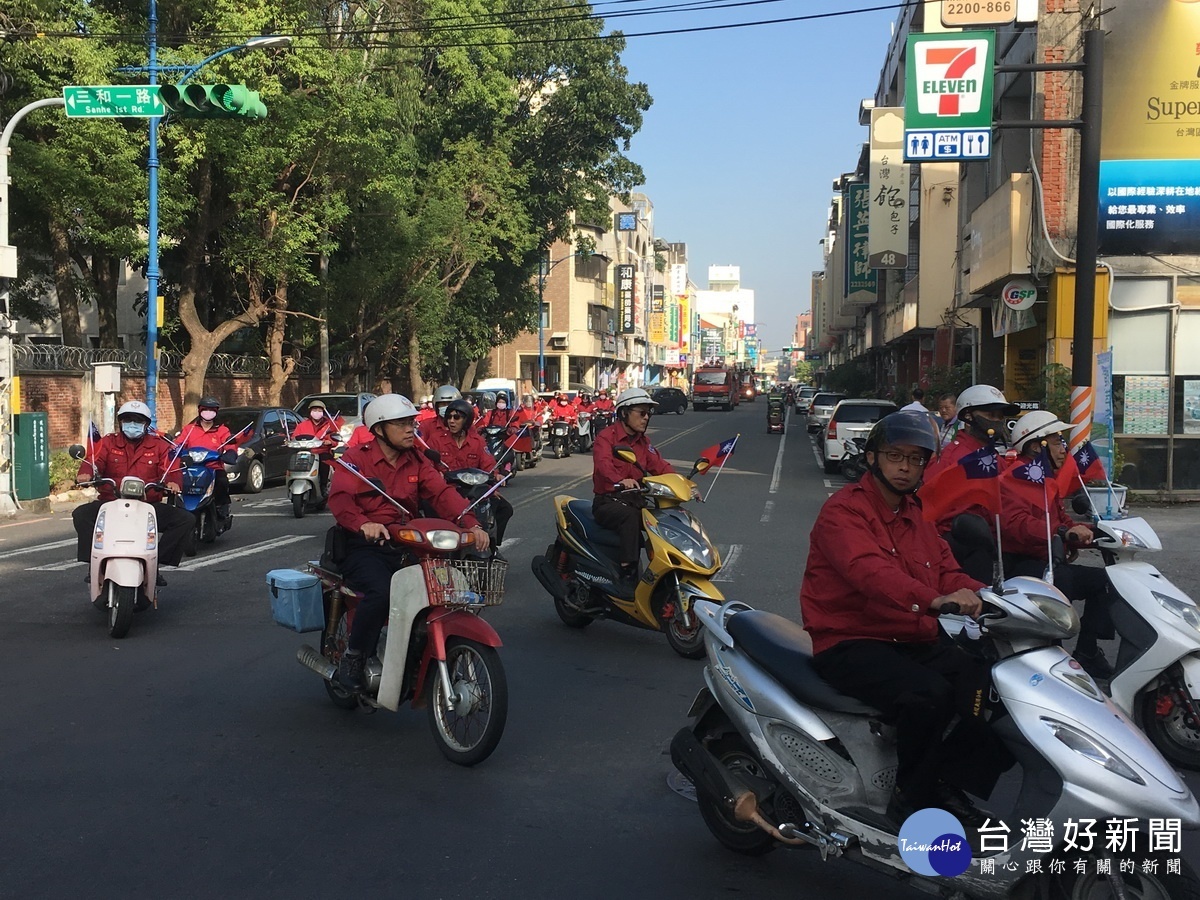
[
  {"xmin": 1054, "ymin": 439, "xmax": 1108, "ymax": 493},
  {"xmin": 87, "ymin": 420, "xmax": 101, "ymax": 460},
  {"xmin": 1008, "ymin": 448, "xmax": 1053, "ymax": 489},
  {"xmin": 920, "ymin": 445, "xmax": 1002, "ymax": 525},
  {"xmin": 699, "ymin": 435, "xmax": 738, "ymax": 467}
]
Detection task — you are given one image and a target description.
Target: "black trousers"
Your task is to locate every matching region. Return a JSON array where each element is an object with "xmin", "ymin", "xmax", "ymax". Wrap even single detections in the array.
[
  {"xmin": 812, "ymin": 635, "xmax": 1012, "ymax": 807},
  {"xmin": 338, "ymin": 534, "xmax": 412, "ymax": 655},
  {"xmin": 73, "ymin": 499, "xmax": 195, "ymax": 567},
  {"xmin": 493, "ymin": 494, "xmax": 513, "ymax": 546},
  {"xmin": 1005, "ymin": 555, "xmax": 1115, "ymax": 641},
  {"xmin": 592, "ymin": 493, "xmax": 642, "ymax": 565},
  {"xmin": 213, "ymin": 468, "xmax": 230, "ymax": 507}
]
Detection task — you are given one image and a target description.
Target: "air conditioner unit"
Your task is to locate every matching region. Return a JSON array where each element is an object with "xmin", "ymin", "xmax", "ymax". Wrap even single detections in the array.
[{"xmin": 549, "ymin": 333, "xmax": 569, "ymax": 349}]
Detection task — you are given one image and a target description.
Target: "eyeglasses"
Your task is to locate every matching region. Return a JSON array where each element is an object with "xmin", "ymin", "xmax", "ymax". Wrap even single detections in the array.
[
  {"xmin": 446, "ymin": 412, "xmax": 466, "ymax": 421},
  {"xmin": 627, "ymin": 408, "xmax": 651, "ymax": 417},
  {"xmin": 880, "ymin": 449, "xmax": 928, "ymax": 467}
]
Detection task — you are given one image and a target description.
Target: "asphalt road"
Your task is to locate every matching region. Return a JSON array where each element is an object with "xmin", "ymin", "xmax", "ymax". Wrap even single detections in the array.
[{"xmin": 2, "ymin": 403, "xmax": 1198, "ymax": 899}]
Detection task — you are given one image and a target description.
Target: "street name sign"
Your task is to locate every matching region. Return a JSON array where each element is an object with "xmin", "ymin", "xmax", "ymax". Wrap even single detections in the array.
[
  {"xmin": 63, "ymin": 85, "xmax": 163, "ymax": 118},
  {"xmin": 904, "ymin": 30, "xmax": 995, "ymax": 162}
]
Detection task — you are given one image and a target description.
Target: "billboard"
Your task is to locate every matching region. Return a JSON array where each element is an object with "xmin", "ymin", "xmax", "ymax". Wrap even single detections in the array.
[
  {"xmin": 617, "ymin": 264, "xmax": 635, "ymax": 334},
  {"xmin": 844, "ymin": 182, "xmax": 877, "ymax": 300},
  {"xmin": 1099, "ymin": 0, "xmax": 1200, "ymax": 254},
  {"xmin": 869, "ymin": 107, "xmax": 910, "ymax": 268}
]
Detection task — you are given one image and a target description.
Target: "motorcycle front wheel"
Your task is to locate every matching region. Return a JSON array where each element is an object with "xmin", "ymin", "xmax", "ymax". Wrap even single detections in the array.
[
  {"xmin": 664, "ymin": 608, "xmax": 706, "ymax": 658},
  {"xmin": 1137, "ymin": 678, "xmax": 1200, "ymax": 770},
  {"xmin": 427, "ymin": 638, "xmax": 507, "ymax": 766},
  {"xmin": 292, "ymin": 492, "xmax": 307, "ymax": 519},
  {"xmin": 106, "ymin": 580, "xmax": 136, "ymax": 639}
]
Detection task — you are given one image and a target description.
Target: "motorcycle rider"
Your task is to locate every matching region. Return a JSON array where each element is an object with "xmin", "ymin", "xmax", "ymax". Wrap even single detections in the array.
[
  {"xmin": 292, "ymin": 399, "xmax": 342, "ymax": 496},
  {"xmin": 415, "ymin": 396, "xmax": 438, "ymax": 430},
  {"xmin": 481, "ymin": 393, "xmax": 519, "ymax": 429},
  {"xmin": 999, "ymin": 411, "xmax": 1116, "ymax": 678},
  {"xmin": 593, "ymin": 388, "xmax": 615, "ymax": 414},
  {"xmin": 426, "ymin": 399, "xmax": 513, "ymax": 545},
  {"xmin": 73, "ymin": 400, "xmax": 195, "ymax": 583},
  {"xmin": 175, "ymin": 396, "xmax": 234, "ymax": 521},
  {"xmin": 327, "ymin": 394, "xmax": 489, "ymax": 691},
  {"xmin": 551, "ymin": 391, "xmax": 577, "ymax": 424},
  {"xmin": 801, "ymin": 411, "xmax": 1009, "ymax": 828},
  {"xmin": 591, "ymin": 387, "xmax": 676, "ymax": 589},
  {"xmin": 424, "ymin": 384, "xmax": 462, "ymax": 440}
]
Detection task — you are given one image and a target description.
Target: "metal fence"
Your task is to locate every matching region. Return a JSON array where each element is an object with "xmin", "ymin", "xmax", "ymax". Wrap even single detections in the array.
[{"xmin": 12, "ymin": 344, "xmax": 348, "ymax": 377}]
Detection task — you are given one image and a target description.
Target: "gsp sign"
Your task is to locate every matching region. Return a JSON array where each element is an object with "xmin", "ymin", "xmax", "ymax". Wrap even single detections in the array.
[
  {"xmin": 1000, "ymin": 278, "xmax": 1037, "ymax": 311},
  {"xmin": 904, "ymin": 31, "xmax": 995, "ymax": 162}
]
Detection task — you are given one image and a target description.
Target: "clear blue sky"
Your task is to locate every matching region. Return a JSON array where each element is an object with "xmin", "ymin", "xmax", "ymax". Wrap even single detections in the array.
[{"xmin": 611, "ymin": 0, "xmax": 899, "ymax": 351}]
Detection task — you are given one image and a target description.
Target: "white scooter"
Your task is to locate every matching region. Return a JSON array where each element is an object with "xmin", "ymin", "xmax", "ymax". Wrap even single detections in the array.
[
  {"xmin": 285, "ymin": 437, "xmax": 338, "ymax": 518},
  {"xmin": 1066, "ymin": 497, "xmax": 1200, "ymax": 770},
  {"xmin": 70, "ymin": 445, "xmax": 162, "ymax": 639},
  {"xmin": 672, "ymin": 584, "xmax": 1200, "ymax": 897}
]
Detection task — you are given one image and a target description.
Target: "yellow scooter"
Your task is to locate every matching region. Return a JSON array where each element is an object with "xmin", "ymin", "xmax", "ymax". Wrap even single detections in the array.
[{"xmin": 530, "ymin": 447, "xmax": 722, "ymax": 658}]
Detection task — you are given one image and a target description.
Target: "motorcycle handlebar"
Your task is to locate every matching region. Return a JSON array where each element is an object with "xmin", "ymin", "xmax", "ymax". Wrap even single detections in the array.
[{"xmin": 938, "ymin": 602, "xmax": 962, "ymax": 616}]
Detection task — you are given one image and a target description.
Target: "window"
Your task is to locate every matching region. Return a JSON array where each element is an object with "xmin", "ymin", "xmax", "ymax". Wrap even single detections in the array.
[
  {"xmin": 540, "ymin": 303, "xmax": 550, "ymax": 329},
  {"xmin": 833, "ymin": 403, "xmax": 894, "ymax": 423},
  {"xmin": 262, "ymin": 411, "xmax": 282, "ymax": 437}
]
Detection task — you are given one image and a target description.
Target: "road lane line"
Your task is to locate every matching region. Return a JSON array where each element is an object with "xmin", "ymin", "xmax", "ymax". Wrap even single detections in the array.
[
  {"xmin": 28, "ymin": 558, "xmax": 85, "ymax": 571},
  {"xmin": 176, "ymin": 535, "xmax": 313, "ymax": 570},
  {"xmin": 823, "ymin": 479, "xmax": 833, "ymax": 488},
  {"xmin": 760, "ymin": 501, "xmax": 774, "ymax": 523},
  {"xmin": 769, "ymin": 412, "xmax": 789, "ymax": 494},
  {"xmin": 0, "ymin": 517, "xmax": 52, "ymax": 530},
  {"xmin": 0, "ymin": 538, "xmax": 77, "ymax": 561},
  {"xmin": 715, "ymin": 543, "xmax": 742, "ymax": 583}
]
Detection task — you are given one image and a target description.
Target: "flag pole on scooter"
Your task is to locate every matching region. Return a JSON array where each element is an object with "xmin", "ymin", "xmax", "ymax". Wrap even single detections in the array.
[
  {"xmin": 702, "ymin": 434, "xmax": 740, "ymax": 502},
  {"xmin": 216, "ymin": 422, "xmax": 253, "ymax": 451}
]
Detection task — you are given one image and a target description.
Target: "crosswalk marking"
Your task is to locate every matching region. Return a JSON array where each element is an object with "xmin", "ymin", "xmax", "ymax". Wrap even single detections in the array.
[{"xmin": 176, "ymin": 535, "xmax": 313, "ymax": 570}]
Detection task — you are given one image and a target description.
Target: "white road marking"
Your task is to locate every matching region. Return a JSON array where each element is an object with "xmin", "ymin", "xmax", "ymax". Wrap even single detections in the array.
[
  {"xmin": 499, "ymin": 537, "xmax": 522, "ymax": 551},
  {"xmin": 714, "ymin": 543, "xmax": 743, "ymax": 583},
  {"xmin": 760, "ymin": 501, "xmax": 774, "ymax": 523},
  {"xmin": 769, "ymin": 411, "xmax": 789, "ymax": 494},
  {"xmin": 0, "ymin": 517, "xmax": 52, "ymax": 530},
  {"xmin": 239, "ymin": 498, "xmax": 293, "ymax": 509},
  {"xmin": 176, "ymin": 535, "xmax": 313, "ymax": 570},
  {"xmin": 823, "ymin": 479, "xmax": 833, "ymax": 489},
  {"xmin": 28, "ymin": 558, "xmax": 85, "ymax": 572},
  {"xmin": 811, "ymin": 441, "xmax": 823, "ymax": 466},
  {"xmin": 0, "ymin": 538, "xmax": 77, "ymax": 561}
]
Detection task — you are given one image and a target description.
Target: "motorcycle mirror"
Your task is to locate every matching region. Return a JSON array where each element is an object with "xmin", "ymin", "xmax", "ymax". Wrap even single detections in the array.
[
  {"xmin": 693, "ymin": 458, "xmax": 711, "ymax": 475},
  {"xmin": 424, "ymin": 448, "xmax": 443, "ymax": 465},
  {"xmin": 1071, "ymin": 492, "xmax": 1095, "ymax": 516},
  {"xmin": 68, "ymin": 444, "xmax": 87, "ymax": 460},
  {"xmin": 222, "ymin": 449, "xmax": 239, "ymax": 465},
  {"xmin": 613, "ymin": 446, "xmax": 637, "ymax": 464},
  {"xmin": 366, "ymin": 477, "xmax": 386, "ymax": 491},
  {"xmin": 950, "ymin": 513, "xmax": 995, "ymax": 553}
]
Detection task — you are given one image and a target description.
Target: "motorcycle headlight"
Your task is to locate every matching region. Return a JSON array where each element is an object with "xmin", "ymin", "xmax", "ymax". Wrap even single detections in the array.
[
  {"xmin": 457, "ymin": 471, "xmax": 489, "ymax": 486},
  {"xmin": 1154, "ymin": 591, "xmax": 1200, "ymax": 634},
  {"xmin": 119, "ymin": 477, "xmax": 147, "ymax": 499},
  {"xmin": 644, "ymin": 481, "xmax": 676, "ymax": 498},
  {"xmin": 645, "ymin": 518, "xmax": 713, "ymax": 566},
  {"xmin": 427, "ymin": 530, "xmax": 465, "ymax": 550},
  {"xmin": 188, "ymin": 449, "xmax": 209, "ymax": 463},
  {"xmin": 1041, "ymin": 718, "xmax": 1144, "ymax": 784},
  {"xmin": 1028, "ymin": 592, "xmax": 1080, "ymax": 636},
  {"xmin": 1108, "ymin": 527, "xmax": 1151, "ymax": 550},
  {"xmin": 339, "ymin": 424, "xmax": 354, "ymax": 440}
]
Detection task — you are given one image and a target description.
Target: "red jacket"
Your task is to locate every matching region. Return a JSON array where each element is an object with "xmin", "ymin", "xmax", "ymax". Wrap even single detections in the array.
[
  {"xmin": 550, "ymin": 401, "xmax": 577, "ymax": 423},
  {"xmin": 348, "ymin": 424, "xmax": 374, "ymax": 448},
  {"xmin": 328, "ymin": 441, "xmax": 477, "ymax": 534},
  {"xmin": 592, "ymin": 421, "xmax": 672, "ymax": 496},
  {"xmin": 78, "ymin": 432, "xmax": 183, "ymax": 503},
  {"xmin": 922, "ymin": 430, "xmax": 1009, "ymax": 534},
  {"xmin": 481, "ymin": 408, "xmax": 524, "ymax": 430},
  {"xmin": 177, "ymin": 420, "xmax": 233, "ymax": 469},
  {"xmin": 800, "ymin": 475, "xmax": 983, "ymax": 655},
  {"xmin": 293, "ymin": 416, "xmax": 339, "ymax": 441},
  {"xmin": 999, "ymin": 467, "xmax": 1074, "ymax": 560},
  {"xmin": 425, "ymin": 427, "xmax": 496, "ymax": 472}
]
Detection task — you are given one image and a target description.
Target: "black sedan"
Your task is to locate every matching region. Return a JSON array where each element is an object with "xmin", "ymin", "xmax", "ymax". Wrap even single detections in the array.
[
  {"xmin": 215, "ymin": 406, "xmax": 303, "ymax": 493},
  {"xmin": 650, "ymin": 387, "xmax": 688, "ymax": 415}
]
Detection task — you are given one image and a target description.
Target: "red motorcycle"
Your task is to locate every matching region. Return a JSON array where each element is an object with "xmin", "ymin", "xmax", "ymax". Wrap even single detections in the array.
[{"xmin": 297, "ymin": 519, "xmax": 508, "ymax": 766}]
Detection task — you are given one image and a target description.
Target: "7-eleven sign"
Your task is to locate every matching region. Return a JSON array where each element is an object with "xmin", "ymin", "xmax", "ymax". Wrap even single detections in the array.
[{"xmin": 905, "ymin": 30, "xmax": 995, "ymax": 130}]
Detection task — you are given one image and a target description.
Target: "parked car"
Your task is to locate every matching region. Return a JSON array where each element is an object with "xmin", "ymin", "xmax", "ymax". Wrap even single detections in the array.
[
  {"xmin": 215, "ymin": 406, "xmax": 303, "ymax": 493},
  {"xmin": 650, "ymin": 387, "xmax": 688, "ymax": 415},
  {"xmin": 293, "ymin": 392, "xmax": 376, "ymax": 442},
  {"xmin": 820, "ymin": 399, "xmax": 897, "ymax": 474},
  {"xmin": 806, "ymin": 392, "xmax": 846, "ymax": 434},
  {"xmin": 795, "ymin": 385, "xmax": 817, "ymax": 414}
]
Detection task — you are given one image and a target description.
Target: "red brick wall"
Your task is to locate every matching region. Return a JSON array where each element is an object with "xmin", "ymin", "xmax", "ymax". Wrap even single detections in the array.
[{"xmin": 19, "ymin": 374, "xmax": 322, "ymax": 448}]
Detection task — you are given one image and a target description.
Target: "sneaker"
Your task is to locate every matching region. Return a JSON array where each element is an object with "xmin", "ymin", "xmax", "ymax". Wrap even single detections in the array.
[
  {"xmin": 335, "ymin": 651, "xmax": 365, "ymax": 692},
  {"xmin": 216, "ymin": 504, "xmax": 231, "ymax": 520},
  {"xmin": 1075, "ymin": 646, "xmax": 1114, "ymax": 680},
  {"xmin": 934, "ymin": 783, "xmax": 990, "ymax": 830},
  {"xmin": 156, "ymin": 573, "xmax": 168, "ymax": 587}
]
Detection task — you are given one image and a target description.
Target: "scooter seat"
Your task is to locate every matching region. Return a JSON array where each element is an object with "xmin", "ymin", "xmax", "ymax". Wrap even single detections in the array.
[
  {"xmin": 565, "ymin": 500, "xmax": 623, "ymax": 552},
  {"xmin": 726, "ymin": 610, "xmax": 880, "ymax": 716}
]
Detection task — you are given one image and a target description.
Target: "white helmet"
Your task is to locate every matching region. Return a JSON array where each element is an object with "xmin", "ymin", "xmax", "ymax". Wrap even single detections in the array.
[
  {"xmin": 117, "ymin": 400, "xmax": 152, "ymax": 422},
  {"xmin": 1008, "ymin": 410, "xmax": 1069, "ymax": 451},
  {"xmin": 432, "ymin": 384, "xmax": 461, "ymax": 407},
  {"xmin": 955, "ymin": 384, "xmax": 1018, "ymax": 417},
  {"xmin": 364, "ymin": 393, "xmax": 418, "ymax": 429},
  {"xmin": 614, "ymin": 387, "xmax": 658, "ymax": 412}
]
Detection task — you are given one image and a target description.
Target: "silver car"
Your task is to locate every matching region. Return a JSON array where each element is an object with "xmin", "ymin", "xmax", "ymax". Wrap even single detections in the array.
[{"xmin": 806, "ymin": 392, "xmax": 845, "ymax": 433}]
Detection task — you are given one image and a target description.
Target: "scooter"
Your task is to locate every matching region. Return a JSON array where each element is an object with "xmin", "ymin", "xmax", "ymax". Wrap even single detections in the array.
[
  {"xmin": 69, "ymin": 446, "xmax": 163, "ymax": 639},
  {"xmin": 671, "ymin": 585, "xmax": 1200, "ymax": 898},
  {"xmin": 286, "ymin": 437, "xmax": 339, "ymax": 518},
  {"xmin": 531, "ymin": 446, "xmax": 720, "ymax": 658},
  {"xmin": 575, "ymin": 410, "xmax": 594, "ymax": 453},
  {"xmin": 838, "ymin": 437, "xmax": 868, "ymax": 482},
  {"xmin": 1064, "ymin": 496, "xmax": 1200, "ymax": 771},
  {"xmin": 180, "ymin": 447, "xmax": 234, "ymax": 543},
  {"xmin": 423, "ymin": 448, "xmax": 506, "ymax": 555},
  {"xmin": 296, "ymin": 517, "xmax": 508, "ymax": 766},
  {"xmin": 482, "ymin": 424, "xmax": 520, "ymax": 479},
  {"xmin": 548, "ymin": 417, "xmax": 574, "ymax": 459}
]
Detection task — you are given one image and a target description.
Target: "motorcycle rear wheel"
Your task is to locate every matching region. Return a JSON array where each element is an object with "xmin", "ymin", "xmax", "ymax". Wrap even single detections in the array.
[
  {"xmin": 1137, "ymin": 680, "xmax": 1200, "ymax": 770},
  {"xmin": 696, "ymin": 735, "xmax": 778, "ymax": 856},
  {"xmin": 323, "ymin": 610, "xmax": 359, "ymax": 710},
  {"xmin": 106, "ymin": 580, "xmax": 136, "ymax": 639},
  {"xmin": 427, "ymin": 638, "xmax": 507, "ymax": 766}
]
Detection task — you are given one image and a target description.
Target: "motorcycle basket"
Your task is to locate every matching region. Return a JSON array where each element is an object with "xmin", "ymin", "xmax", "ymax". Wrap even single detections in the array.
[{"xmin": 420, "ymin": 557, "xmax": 507, "ymax": 608}]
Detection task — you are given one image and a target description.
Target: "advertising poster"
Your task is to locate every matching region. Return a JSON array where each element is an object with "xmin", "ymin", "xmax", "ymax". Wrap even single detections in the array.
[
  {"xmin": 1099, "ymin": 0, "xmax": 1200, "ymax": 254},
  {"xmin": 869, "ymin": 108, "xmax": 910, "ymax": 268},
  {"xmin": 616, "ymin": 264, "xmax": 635, "ymax": 334},
  {"xmin": 844, "ymin": 182, "xmax": 877, "ymax": 300},
  {"xmin": 1185, "ymin": 379, "xmax": 1200, "ymax": 434},
  {"xmin": 1123, "ymin": 375, "xmax": 1170, "ymax": 434}
]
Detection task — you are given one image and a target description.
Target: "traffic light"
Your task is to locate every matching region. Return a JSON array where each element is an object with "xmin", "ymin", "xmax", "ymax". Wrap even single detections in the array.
[{"xmin": 159, "ymin": 83, "xmax": 268, "ymax": 119}]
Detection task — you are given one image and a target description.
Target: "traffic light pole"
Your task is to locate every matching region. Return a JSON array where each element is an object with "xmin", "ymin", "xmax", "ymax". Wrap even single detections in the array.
[{"xmin": 145, "ymin": 0, "xmax": 161, "ymax": 424}]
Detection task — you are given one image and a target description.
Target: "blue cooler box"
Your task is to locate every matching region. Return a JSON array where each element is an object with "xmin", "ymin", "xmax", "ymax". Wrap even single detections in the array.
[{"xmin": 267, "ymin": 568, "xmax": 325, "ymax": 633}]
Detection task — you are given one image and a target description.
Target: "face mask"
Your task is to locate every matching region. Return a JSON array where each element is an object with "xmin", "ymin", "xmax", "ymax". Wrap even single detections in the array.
[
  {"xmin": 496, "ymin": 403, "xmax": 507, "ymax": 411},
  {"xmin": 200, "ymin": 410, "xmax": 217, "ymax": 421},
  {"xmin": 310, "ymin": 409, "xmax": 325, "ymax": 420},
  {"xmin": 121, "ymin": 421, "xmax": 147, "ymax": 440}
]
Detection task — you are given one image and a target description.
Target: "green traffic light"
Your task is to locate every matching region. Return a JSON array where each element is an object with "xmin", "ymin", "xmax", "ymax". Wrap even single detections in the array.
[{"xmin": 159, "ymin": 83, "xmax": 267, "ymax": 119}]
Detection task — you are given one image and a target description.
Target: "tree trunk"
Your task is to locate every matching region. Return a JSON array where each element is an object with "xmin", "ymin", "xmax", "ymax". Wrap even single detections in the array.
[
  {"xmin": 47, "ymin": 219, "xmax": 84, "ymax": 348},
  {"xmin": 266, "ymin": 280, "xmax": 295, "ymax": 405},
  {"xmin": 406, "ymin": 328, "xmax": 422, "ymax": 400},
  {"xmin": 461, "ymin": 358, "xmax": 479, "ymax": 391},
  {"xmin": 93, "ymin": 253, "xmax": 120, "ymax": 349}
]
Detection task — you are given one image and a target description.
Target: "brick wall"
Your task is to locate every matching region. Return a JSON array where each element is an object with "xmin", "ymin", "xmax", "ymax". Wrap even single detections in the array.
[{"xmin": 19, "ymin": 373, "xmax": 322, "ymax": 448}]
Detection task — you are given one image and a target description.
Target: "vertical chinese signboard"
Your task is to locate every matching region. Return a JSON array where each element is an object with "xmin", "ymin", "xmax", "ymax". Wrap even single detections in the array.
[
  {"xmin": 869, "ymin": 107, "xmax": 909, "ymax": 269},
  {"xmin": 617, "ymin": 264, "xmax": 635, "ymax": 334},
  {"xmin": 844, "ymin": 182, "xmax": 876, "ymax": 302},
  {"xmin": 650, "ymin": 285, "xmax": 666, "ymax": 342}
]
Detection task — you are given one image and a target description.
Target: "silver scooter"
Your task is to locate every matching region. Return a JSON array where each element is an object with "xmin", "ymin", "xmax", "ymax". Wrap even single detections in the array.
[{"xmin": 671, "ymin": 583, "xmax": 1200, "ymax": 898}]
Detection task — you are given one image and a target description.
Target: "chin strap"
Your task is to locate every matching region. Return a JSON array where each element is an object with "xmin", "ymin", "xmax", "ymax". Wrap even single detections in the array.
[{"xmin": 869, "ymin": 465, "xmax": 922, "ymax": 496}]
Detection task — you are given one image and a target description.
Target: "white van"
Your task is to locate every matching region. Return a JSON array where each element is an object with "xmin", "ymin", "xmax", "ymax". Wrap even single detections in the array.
[{"xmin": 474, "ymin": 378, "xmax": 518, "ymax": 406}]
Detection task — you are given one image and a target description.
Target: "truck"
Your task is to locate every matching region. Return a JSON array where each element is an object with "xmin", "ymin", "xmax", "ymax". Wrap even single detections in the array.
[{"xmin": 691, "ymin": 365, "xmax": 739, "ymax": 411}]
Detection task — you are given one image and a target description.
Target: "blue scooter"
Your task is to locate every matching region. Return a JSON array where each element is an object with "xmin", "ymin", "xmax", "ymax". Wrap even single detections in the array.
[{"xmin": 181, "ymin": 447, "xmax": 235, "ymax": 544}]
